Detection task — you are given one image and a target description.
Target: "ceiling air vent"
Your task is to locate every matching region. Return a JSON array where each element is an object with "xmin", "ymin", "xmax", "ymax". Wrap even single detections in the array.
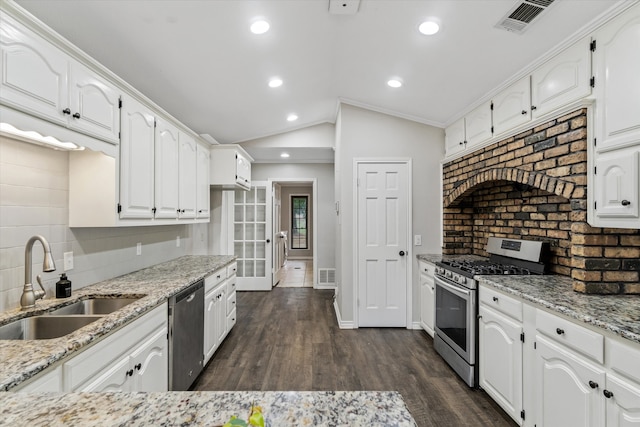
[{"xmin": 496, "ymin": 0, "xmax": 557, "ymax": 34}]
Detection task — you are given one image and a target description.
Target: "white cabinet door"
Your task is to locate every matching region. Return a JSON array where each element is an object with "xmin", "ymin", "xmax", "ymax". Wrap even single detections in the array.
[
  {"xmin": 68, "ymin": 61, "xmax": 120, "ymax": 144},
  {"xmin": 197, "ymin": 142, "xmax": 211, "ymax": 219},
  {"xmin": 83, "ymin": 355, "xmax": 131, "ymax": 392},
  {"xmin": 215, "ymin": 284, "xmax": 228, "ymax": 347},
  {"xmin": 594, "ymin": 148, "xmax": 639, "ymax": 224},
  {"xmin": 419, "ymin": 262, "xmax": 435, "ymax": 337},
  {"xmin": 605, "ymin": 374, "xmax": 640, "ymax": 427},
  {"xmin": 0, "ymin": 13, "xmax": 68, "ymax": 127},
  {"xmin": 531, "ymin": 37, "xmax": 592, "ymax": 118},
  {"xmin": 593, "ymin": 4, "xmax": 640, "ymax": 151},
  {"xmin": 479, "ymin": 306, "xmax": 523, "ymax": 425},
  {"xmin": 131, "ymin": 326, "xmax": 168, "ymax": 392},
  {"xmin": 178, "ymin": 133, "xmax": 197, "ymax": 219},
  {"xmin": 465, "ymin": 102, "xmax": 493, "ymax": 148},
  {"xmin": 493, "ymin": 77, "xmax": 531, "ymax": 136},
  {"xmin": 204, "ymin": 286, "xmax": 218, "ymax": 363},
  {"xmin": 119, "ymin": 95, "xmax": 155, "ymax": 219},
  {"xmin": 155, "ymin": 119, "xmax": 180, "ymax": 219},
  {"xmin": 535, "ymin": 335, "xmax": 606, "ymax": 427},
  {"xmin": 445, "ymin": 117, "xmax": 466, "ymax": 157},
  {"xmin": 236, "ymin": 152, "xmax": 251, "ymax": 188}
]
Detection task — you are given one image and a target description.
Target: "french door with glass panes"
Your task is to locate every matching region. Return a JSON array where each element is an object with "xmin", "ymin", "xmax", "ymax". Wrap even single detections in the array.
[{"xmin": 233, "ymin": 182, "xmax": 272, "ymax": 291}]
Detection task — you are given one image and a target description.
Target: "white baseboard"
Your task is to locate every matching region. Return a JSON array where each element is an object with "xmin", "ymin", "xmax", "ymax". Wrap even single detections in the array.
[
  {"xmin": 333, "ymin": 299, "xmax": 354, "ymax": 329},
  {"xmin": 315, "ymin": 283, "xmax": 337, "ymax": 290},
  {"xmin": 286, "ymin": 256, "xmax": 313, "ymax": 260},
  {"xmin": 411, "ymin": 321, "xmax": 422, "ymax": 330}
]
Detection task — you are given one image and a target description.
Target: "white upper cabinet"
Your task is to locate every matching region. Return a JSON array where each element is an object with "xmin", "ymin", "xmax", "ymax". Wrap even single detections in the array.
[
  {"xmin": 492, "ymin": 77, "xmax": 531, "ymax": 136},
  {"xmin": 531, "ymin": 37, "xmax": 592, "ymax": 119},
  {"xmin": 178, "ymin": 133, "xmax": 198, "ymax": 219},
  {"xmin": 465, "ymin": 102, "xmax": 493, "ymax": 148},
  {"xmin": 593, "ymin": 3, "xmax": 640, "ymax": 151},
  {"xmin": 154, "ymin": 119, "xmax": 181, "ymax": 219},
  {"xmin": 593, "ymin": 147, "xmax": 639, "ymax": 226},
  {"xmin": 210, "ymin": 144, "xmax": 253, "ymax": 190},
  {"xmin": 0, "ymin": 12, "xmax": 120, "ymax": 145},
  {"xmin": 444, "ymin": 117, "xmax": 467, "ymax": 157},
  {"xmin": 119, "ymin": 95, "xmax": 155, "ymax": 219},
  {"xmin": 196, "ymin": 142, "xmax": 211, "ymax": 219}
]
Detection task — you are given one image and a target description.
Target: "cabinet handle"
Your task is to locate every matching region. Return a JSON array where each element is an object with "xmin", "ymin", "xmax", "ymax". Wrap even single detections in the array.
[
  {"xmin": 62, "ymin": 108, "xmax": 71, "ymax": 115},
  {"xmin": 198, "ymin": 210, "xmax": 203, "ymax": 213},
  {"xmin": 72, "ymin": 112, "xmax": 81, "ymax": 119},
  {"xmin": 621, "ymin": 200, "xmax": 631, "ymax": 206},
  {"xmin": 521, "ymin": 110, "xmax": 527, "ymax": 115},
  {"xmin": 589, "ymin": 381, "xmax": 598, "ymax": 389},
  {"xmin": 556, "ymin": 328, "xmax": 565, "ymax": 335},
  {"xmin": 135, "ymin": 363, "xmax": 142, "ymax": 371},
  {"xmin": 126, "ymin": 369, "xmax": 134, "ymax": 377},
  {"xmin": 603, "ymin": 390, "xmax": 614, "ymax": 398},
  {"xmin": 531, "ymin": 105, "xmax": 537, "ymax": 111},
  {"xmin": 176, "ymin": 209, "xmax": 180, "ymax": 213},
  {"xmin": 459, "ymin": 141, "xmax": 464, "ymax": 145},
  {"xmin": 492, "ymin": 296, "xmax": 499, "ymax": 302}
]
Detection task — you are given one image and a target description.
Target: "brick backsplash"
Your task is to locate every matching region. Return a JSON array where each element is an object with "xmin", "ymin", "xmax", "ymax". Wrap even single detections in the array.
[{"xmin": 442, "ymin": 109, "xmax": 639, "ymax": 294}]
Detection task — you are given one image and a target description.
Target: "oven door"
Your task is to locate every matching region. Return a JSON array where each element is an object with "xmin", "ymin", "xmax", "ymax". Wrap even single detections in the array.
[{"xmin": 434, "ymin": 275, "xmax": 476, "ymax": 365}]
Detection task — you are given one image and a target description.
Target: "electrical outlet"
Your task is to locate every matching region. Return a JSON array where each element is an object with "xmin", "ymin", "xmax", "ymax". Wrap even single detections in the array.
[
  {"xmin": 63, "ymin": 252, "xmax": 74, "ymax": 270},
  {"xmin": 414, "ymin": 235, "xmax": 422, "ymax": 246},
  {"xmin": 176, "ymin": 236, "xmax": 181, "ymax": 247},
  {"xmin": 136, "ymin": 242, "xmax": 142, "ymax": 256}
]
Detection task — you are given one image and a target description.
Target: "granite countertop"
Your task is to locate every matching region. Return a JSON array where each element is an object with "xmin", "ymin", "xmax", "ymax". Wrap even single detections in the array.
[
  {"xmin": 0, "ymin": 391, "xmax": 417, "ymax": 426},
  {"xmin": 0, "ymin": 255, "xmax": 235, "ymax": 391},
  {"xmin": 416, "ymin": 253, "xmax": 485, "ymax": 264}
]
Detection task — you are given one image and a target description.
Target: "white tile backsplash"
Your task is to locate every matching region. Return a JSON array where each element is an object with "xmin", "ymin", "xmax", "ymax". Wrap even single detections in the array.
[{"xmin": 0, "ymin": 135, "xmax": 206, "ymax": 312}]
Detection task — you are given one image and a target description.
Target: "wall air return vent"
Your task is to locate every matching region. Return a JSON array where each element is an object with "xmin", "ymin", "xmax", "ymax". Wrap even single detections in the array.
[{"xmin": 496, "ymin": 0, "xmax": 557, "ymax": 34}]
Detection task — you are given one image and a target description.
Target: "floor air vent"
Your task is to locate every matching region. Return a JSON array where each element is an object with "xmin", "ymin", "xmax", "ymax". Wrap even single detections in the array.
[
  {"xmin": 496, "ymin": 0, "xmax": 556, "ymax": 34},
  {"xmin": 318, "ymin": 268, "xmax": 336, "ymax": 286}
]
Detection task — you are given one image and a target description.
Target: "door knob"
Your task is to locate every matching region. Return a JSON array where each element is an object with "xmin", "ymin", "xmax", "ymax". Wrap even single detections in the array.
[
  {"xmin": 399, "ymin": 251, "xmax": 405, "ymax": 256},
  {"xmin": 266, "ymin": 239, "xmax": 271, "ymax": 243}
]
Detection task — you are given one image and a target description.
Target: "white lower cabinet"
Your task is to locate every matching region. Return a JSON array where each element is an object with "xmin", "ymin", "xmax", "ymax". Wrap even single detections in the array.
[
  {"xmin": 204, "ymin": 266, "xmax": 238, "ymax": 365},
  {"xmin": 64, "ymin": 302, "xmax": 168, "ymax": 392},
  {"xmin": 535, "ymin": 334, "xmax": 606, "ymax": 427},
  {"xmin": 14, "ymin": 365, "xmax": 62, "ymax": 392},
  {"xmin": 418, "ymin": 261, "xmax": 435, "ymax": 337},
  {"xmin": 479, "ymin": 305, "xmax": 523, "ymax": 425},
  {"xmin": 605, "ymin": 374, "xmax": 640, "ymax": 427}
]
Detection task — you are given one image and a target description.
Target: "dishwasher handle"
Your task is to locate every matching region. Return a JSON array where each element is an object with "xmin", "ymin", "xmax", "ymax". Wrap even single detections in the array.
[{"xmin": 173, "ymin": 279, "xmax": 204, "ymax": 304}]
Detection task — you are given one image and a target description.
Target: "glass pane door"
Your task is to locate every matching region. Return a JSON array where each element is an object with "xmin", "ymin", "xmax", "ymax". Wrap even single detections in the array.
[{"xmin": 233, "ymin": 182, "xmax": 272, "ymax": 290}]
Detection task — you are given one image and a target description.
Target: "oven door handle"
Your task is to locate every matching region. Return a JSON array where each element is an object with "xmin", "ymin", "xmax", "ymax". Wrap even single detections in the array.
[{"xmin": 435, "ymin": 276, "xmax": 471, "ymax": 298}]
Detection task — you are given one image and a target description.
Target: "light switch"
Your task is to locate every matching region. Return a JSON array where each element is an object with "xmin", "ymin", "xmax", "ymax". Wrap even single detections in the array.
[
  {"xmin": 136, "ymin": 242, "xmax": 142, "ymax": 255},
  {"xmin": 414, "ymin": 235, "xmax": 422, "ymax": 246},
  {"xmin": 63, "ymin": 252, "xmax": 74, "ymax": 270}
]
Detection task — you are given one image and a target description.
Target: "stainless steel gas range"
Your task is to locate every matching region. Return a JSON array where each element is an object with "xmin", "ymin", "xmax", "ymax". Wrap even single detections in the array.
[{"xmin": 433, "ymin": 237, "xmax": 548, "ymax": 387}]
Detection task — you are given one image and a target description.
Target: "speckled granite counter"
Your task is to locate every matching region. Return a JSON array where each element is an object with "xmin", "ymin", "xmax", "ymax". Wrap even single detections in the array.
[
  {"xmin": 0, "ymin": 255, "xmax": 235, "ymax": 391},
  {"xmin": 0, "ymin": 390, "xmax": 417, "ymax": 426},
  {"xmin": 416, "ymin": 253, "xmax": 484, "ymax": 264},
  {"xmin": 477, "ymin": 275, "xmax": 640, "ymax": 344}
]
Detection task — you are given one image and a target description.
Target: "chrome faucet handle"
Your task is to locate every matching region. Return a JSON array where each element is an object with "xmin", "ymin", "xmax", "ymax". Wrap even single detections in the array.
[{"xmin": 35, "ymin": 274, "xmax": 46, "ymax": 300}]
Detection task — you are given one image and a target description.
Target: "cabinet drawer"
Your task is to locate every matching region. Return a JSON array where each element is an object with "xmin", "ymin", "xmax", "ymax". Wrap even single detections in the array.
[
  {"xmin": 227, "ymin": 291, "xmax": 236, "ymax": 315},
  {"xmin": 479, "ymin": 286, "xmax": 522, "ymax": 322},
  {"xmin": 205, "ymin": 268, "xmax": 227, "ymax": 293},
  {"xmin": 227, "ymin": 262, "xmax": 238, "ymax": 277},
  {"xmin": 418, "ymin": 260, "xmax": 435, "ymax": 277},
  {"xmin": 607, "ymin": 337, "xmax": 640, "ymax": 384},
  {"xmin": 536, "ymin": 309, "xmax": 604, "ymax": 363},
  {"xmin": 226, "ymin": 275, "xmax": 237, "ymax": 294},
  {"xmin": 227, "ymin": 308, "xmax": 237, "ymax": 331}
]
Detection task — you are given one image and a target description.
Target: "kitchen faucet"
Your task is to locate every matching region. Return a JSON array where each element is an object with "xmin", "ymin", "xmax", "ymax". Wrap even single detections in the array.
[{"xmin": 20, "ymin": 235, "xmax": 56, "ymax": 310}]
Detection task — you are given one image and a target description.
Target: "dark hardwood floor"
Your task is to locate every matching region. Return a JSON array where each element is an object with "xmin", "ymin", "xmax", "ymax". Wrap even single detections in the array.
[{"xmin": 192, "ymin": 288, "xmax": 517, "ymax": 427}]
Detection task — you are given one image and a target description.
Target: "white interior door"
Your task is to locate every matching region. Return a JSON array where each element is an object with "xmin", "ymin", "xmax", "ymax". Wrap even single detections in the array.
[
  {"xmin": 357, "ymin": 161, "xmax": 410, "ymax": 327},
  {"xmin": 233, "ymin": 181, "xmax": 272, "ymax": 291}
]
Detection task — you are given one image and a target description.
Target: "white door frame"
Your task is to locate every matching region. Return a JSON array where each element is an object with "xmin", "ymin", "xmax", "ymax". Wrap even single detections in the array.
[
  {"xmin": 352, "ymin": 158, "xmax": 413, "ymax": 328},
  {"xmin": 268, "ymin": 178, "xmax": 318, "ymax": 288}
]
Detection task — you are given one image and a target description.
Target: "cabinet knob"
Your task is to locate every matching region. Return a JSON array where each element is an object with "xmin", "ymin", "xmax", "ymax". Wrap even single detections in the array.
[
  {"xmin": 62, "ymin": 108, "xmax": 71, "ymax": 115},
  {"xmin": 521, "ymin": 110, "xmax": 527, "ymax": 115},
  {"xmin": 556, "ymin": 328, "xmax": 565, "ymax": 335},
  {"xmin": 531, "ymin": 105, "xmax": 537, "ymax": 111},
  {"xmin": 72, "ymin": 112, "xmax": 81, "ymax": 119},
  {"xmin": 126, "ymin": 369, "xmax": 134, "ymax": 377},
  {"xmin": 621, "ymin": 200, "xmax": 631, "ymax": 206},
  {"xmin": 492, "ymin": 296, "xmax": 499, "ymax": 302},
  {"xmin": 589, "ymin": 381, "xmax": 598, "ymax": 389},
  {"xmin": 135, "ymin": 363, "xmax": 142, "ymax": 371},
  {"xmin": 459, "ymin": 141, "xmax": 464, "ymax": 145},
  {"xmin": 603, "ymin": 390, "xmax": 614, "ymax": 398}
]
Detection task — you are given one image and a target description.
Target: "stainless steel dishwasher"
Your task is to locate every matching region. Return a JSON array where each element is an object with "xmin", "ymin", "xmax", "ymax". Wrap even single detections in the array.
[{"xmin": 168, "ymin": 279, "xmax": 204, "ymax": 391}]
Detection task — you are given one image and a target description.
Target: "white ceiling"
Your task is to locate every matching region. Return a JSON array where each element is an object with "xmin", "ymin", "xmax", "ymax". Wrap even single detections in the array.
[{"xmin": 16, "ymin": 0, "xmax": 621, "ymax": 157}]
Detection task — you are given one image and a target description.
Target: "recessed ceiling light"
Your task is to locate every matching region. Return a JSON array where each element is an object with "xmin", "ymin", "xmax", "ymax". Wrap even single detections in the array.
[
  {"xmin": 250, "ymin": 20, "xmax": 270, "ymax": 34},
  {"xmin": 287, "ymin": 114, "xmax": 298, "ymax": 122},
  {"xmin": 419, "ymin": 20, "xmax": 440, "ymax": 35},
  {"xmin": 280, "ymin": 152, "xmax": 290, "ymax": 158},
  {"xmin": 387, "ymin": 79, "xmax": 402, "ymax": 88},
  {"xmin": 268, "ymin": 78, "xmax": 283, "ymax": 88}
]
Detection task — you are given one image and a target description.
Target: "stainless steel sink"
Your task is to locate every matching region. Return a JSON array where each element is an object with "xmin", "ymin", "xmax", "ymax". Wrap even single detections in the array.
[
  {"xmin": 0, "ymin": 315, "xmax": 103, "ymax": 340},
  {"xmin": 46, "ymin": 297, "xmax": 141, "ymax": 315}
]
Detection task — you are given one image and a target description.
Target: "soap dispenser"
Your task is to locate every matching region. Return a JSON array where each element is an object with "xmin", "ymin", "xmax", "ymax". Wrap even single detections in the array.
[{"xmin": 56, "ymin": 273, "xmax": 72, "ymax": 298}]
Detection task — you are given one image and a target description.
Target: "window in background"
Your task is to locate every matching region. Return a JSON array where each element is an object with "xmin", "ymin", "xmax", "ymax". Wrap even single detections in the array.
[{"xmin": 291, "ymin": 196, "xmax": 308, "ymax": 249}]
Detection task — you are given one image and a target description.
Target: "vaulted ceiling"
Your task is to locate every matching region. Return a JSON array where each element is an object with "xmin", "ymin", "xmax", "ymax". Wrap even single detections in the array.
[{"xmin": 16, "ymin": 0, "xmax": 621, "ymax": 151}]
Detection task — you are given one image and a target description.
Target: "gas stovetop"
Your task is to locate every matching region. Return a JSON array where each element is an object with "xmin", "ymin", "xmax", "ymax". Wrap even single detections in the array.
[{"xmin": 436, "ymin": 259, "xmax": 541, "ymax": 278}]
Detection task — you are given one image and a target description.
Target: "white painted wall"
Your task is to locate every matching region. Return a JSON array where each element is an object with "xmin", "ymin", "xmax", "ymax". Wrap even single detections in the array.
[
  {"xmin": 335, "ymin": 104, "xmax": 444, "ymax": 324},
  {"xmin": 0, "ymin": 136, "xmax": 202, "ymax": 312},
  {"xmin": 250, "ymin": 163, "xmax": 335, "ymax": 275}
]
